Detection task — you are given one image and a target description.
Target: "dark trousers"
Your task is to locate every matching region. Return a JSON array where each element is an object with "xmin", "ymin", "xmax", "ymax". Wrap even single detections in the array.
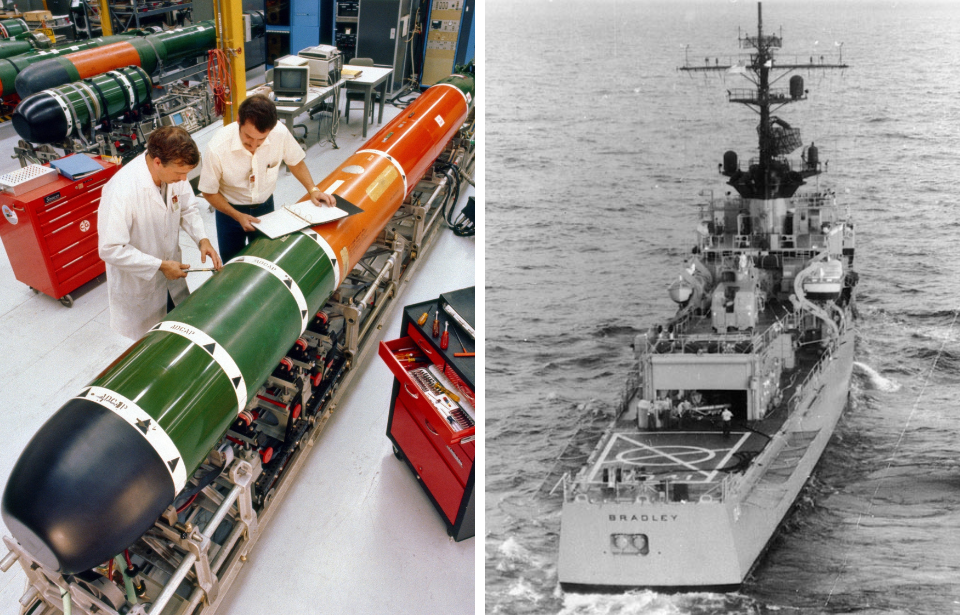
[{"xmin": 215, "ymin": 196, "xmax": 275, "ymax": 263}]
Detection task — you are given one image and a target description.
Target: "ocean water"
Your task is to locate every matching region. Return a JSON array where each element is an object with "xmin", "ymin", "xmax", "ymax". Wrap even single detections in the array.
[{"xmin": 485, "ymin": 1, "xmax": 960, "ymax": 613}]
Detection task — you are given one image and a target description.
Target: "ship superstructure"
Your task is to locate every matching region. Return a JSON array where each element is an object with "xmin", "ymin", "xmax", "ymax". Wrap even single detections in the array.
[{"xmin": 556, "ymin": 3, "xmax": 856, "ymax": 591}]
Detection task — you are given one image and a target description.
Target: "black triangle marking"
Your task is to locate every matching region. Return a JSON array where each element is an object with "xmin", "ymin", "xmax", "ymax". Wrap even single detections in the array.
[
  {"xmin": 232, "ymin": 376, "xmax": 242, "ymax": 389},
  {"xmin": 136, "ymin": 418, "xmax": 152, "ymax": 434},
  {"xmin": 331, "ymin": 258, "xmax": 337, "ymax": 266},
  {"xmin": 305, "ymin": 230, "xmax": 317, "ymax": 239},
  {"xmin": 203, "ymin": 342, "xmax": 216, "ymax": 354},
  {"xmin": 150, "ymin": 323, "xmax": 162, "ymax": 331},
  {"xmin": 301, "ymin": 310, "xmax": 307, "ymax": 319},
  {"xmin": 284, "ymin": 278, "xmax": 293, "ymax": 288},
  {"xmin": 168, "ymin": 457, "xmax": 180, "ymax": 472}
]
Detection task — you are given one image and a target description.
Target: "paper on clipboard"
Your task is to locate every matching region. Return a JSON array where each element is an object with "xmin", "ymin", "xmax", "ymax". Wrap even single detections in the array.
[{"xmin": 252, "ymin": 194, "xmax": 363, "ymax": 239}]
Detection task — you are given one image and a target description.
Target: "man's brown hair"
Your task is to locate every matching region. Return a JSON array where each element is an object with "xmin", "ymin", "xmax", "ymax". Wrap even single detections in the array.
[
  {"xmin": 238, "ymin": 94, "xmax": 278, "ymax": 133},
  {"xmin": 146, "ymin": 126, "xmax": 200, "ymax": 166}
]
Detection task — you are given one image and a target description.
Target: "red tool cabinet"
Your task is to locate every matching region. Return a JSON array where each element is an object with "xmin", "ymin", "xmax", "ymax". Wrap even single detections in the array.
[
  {"xmin": 379, "ymin": 290, "xmax": 475, "ymax": 541},
  {"xmin": 0, "ymin": 156, "xmax": 119, "ymax": 307}
]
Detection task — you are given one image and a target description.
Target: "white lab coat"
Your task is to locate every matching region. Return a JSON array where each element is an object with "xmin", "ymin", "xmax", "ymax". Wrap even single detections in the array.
[{"xmin": 98, "ymin": 153, "xmax": 208, "ymax": 340}]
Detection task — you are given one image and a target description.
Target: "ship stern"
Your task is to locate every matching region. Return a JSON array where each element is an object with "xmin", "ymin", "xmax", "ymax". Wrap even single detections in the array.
[{"xmin": 558, "ymin": 497, "xmax": 744, "ymax": 591}]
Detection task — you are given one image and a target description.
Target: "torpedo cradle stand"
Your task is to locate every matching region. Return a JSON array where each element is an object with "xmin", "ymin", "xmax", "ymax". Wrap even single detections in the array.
[
  {"xmin": 0, "ymin": 75, "xmax": 475, "ymax": 615},
  {"xmin": 0, "ymin": 156, "xmax": 119, "ymax": 307}
]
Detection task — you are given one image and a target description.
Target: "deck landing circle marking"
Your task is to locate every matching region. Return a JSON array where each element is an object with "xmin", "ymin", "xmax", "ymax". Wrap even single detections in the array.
[{"xmin": 615, "ymin": 445, "xmax": 717, "ymax": 467}]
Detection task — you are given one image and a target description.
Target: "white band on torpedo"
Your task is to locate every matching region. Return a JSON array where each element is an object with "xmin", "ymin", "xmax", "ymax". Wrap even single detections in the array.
[
  {"xmin": 48, "ymin": 90, "xmax": 73, "ymax": 136},
  {"xmin": 75, "ymin": 385, "xmax": 187, "ymax": 492},
  {"xmin": 75, "ymin": 81, "xmax": 102, "ymax": 119},
  {"xmin": 299, "ymin": 229, "xmax": 340, "ymax": 287},
  {"xmin": 227, "ymin": 255, "xmax": 309, "ymax": 332},
  {"xmin": 432, "ymin": 82, "xmax": 470, "ymax": 108},
  {"xmin": 150, "ymin": 321, "xmax": 248, "ymax": 412},
  {"xmin": 357, "ymin": 149, "xmax": 408, "ymax": 196},
  {"xmin": 107, "ymin": 70, "xmax": 136, "ymax": 106}
]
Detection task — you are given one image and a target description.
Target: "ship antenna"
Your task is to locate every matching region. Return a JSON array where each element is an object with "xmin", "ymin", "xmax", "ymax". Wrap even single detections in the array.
[{"xmin": 679, "ymin": 1, "xmax": 847, "ymax": 201}]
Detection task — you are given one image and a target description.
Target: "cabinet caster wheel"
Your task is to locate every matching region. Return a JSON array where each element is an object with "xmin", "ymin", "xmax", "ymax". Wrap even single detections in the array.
[
  {"xmin": 29, "ymin": 287, "xmax": 39, "ymax": 294},
  {"xmin": 392, "ymin": 445, "xmax": 404, "ymax": 461},
  {"xmin": 59, "ymin": 294, "xmax": 74, "ymax": 308}
]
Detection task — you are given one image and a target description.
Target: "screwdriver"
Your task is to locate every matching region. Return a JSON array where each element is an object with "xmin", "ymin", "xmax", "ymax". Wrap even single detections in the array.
[
  {"xmin": 441, "ymin": 322, "xmax": 449, "ymax": 350},
  {"xmin": 451, "ymin": 324, "xmax": 467, "ymax": 352},
  {"xmin": 432, "ymin": 310, "xmax": 440, "ymax": 337},
  {"xmin": 433, "ymin": 382, "xmax": 460, "ymax": 403},
  {"xmin": 417, "ymin": 311, "xmax": 429, "ymax": 326}
]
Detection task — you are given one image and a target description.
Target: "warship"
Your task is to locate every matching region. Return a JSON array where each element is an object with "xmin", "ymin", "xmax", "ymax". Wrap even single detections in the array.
[{"xmin": 556, "ymin": 3, "xmax": 857, "ymax": 591}]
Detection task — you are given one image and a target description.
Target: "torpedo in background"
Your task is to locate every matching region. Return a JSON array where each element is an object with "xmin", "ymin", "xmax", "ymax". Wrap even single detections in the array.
[
  {"xmin": 0, "ymin": 19, "xmax": 30, "ymax": 39},
  {"xmin": 11, "ymin": 65, "xmax": 153, "ymax": 144},
  {"xmin": 0, "ymin": 32, "xmax": 54, "ymax": 61},
  {"xmin": 0, "ymin": 32, "xmax": 144, "ymax": 100},
  {"xmin": 1, "ymin": 74, "xmax": 475, "ymax": 574},
  {"xmin": 15, "ymin": 13, "xmax": 266, "ymax": 98},
  {"xmin": 0, "ymin": 26, "xmax": 157, "ymax": 61}
]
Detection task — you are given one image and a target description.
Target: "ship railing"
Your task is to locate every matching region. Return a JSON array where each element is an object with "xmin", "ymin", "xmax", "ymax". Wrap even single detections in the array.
[
  {"xmin": 702, "ymin": 231, "xmax": 832, "ymax": 254},
  {"xmin": 653, "ymin": 313, "xmax": 794, "ymax": 356},
  {"xmin": 785, "ymin": 349, "xmax": 831, "ymax": 412},
  {"xmin": 791, "ymin": 191, "xmax": 837, "ymax": 209},
  {"xmin": 728, "ymin": 88, "xmax": 794, "ymax": 104},
  {"xmin": 616, "ymin": 366, "xmax": 643, "ymax": 418},
  {"xmin": 562, "ymin": 471, "xmax": 735, "ymax": 504},
  {"xmin": 741, "ymin": 34, "xmax": 781, "ymax": 49},
  {"xmin": 699, "ymin": 196, "xmax": 744, "ymax": 216}
]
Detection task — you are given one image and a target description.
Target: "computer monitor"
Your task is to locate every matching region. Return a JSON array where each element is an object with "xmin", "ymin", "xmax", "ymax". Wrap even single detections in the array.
[{"xmin": 272, "ymin": 65, "xmax": 310, "ymax": 100}]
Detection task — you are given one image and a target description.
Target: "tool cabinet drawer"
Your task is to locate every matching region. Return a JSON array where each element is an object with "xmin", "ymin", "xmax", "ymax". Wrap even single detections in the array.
[
  {"xmin": 55, "ymin": 248, "xmax": 100, "ymax": 285},
  {"xmin": 42, "ymin": 200, "xmax": 100, "ymax": 253},
  {"xmin": 405, "ymin": 323, "xmax": 445, "ymax": 369},
  {"xmin": 379, "ymin": 336, "xmax": 474, "ymax": 484},
  {"xmin": 390, "ymin": 397, "xmax": 463, "ymax": 523}
]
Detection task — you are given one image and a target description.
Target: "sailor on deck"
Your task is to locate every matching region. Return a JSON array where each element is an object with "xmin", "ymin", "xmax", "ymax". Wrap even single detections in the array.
[{"xmin": 721, "ymin": 407, "xmax": 733, "ymax": 439}]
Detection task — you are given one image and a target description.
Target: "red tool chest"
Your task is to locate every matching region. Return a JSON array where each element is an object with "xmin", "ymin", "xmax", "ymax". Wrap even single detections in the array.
[
  {"xmin": 0, "ymin": 156, "xmax": 119, "ymax": 307},
  {"xmin": 379, "ymin": 290, "xmax": 475, "ymax": 541}
]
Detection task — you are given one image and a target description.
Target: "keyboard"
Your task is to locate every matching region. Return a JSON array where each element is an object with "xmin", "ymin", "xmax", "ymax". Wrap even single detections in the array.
[{"xmin": 275, "ymin": 95, "xmax": 304, "ymax": 104}]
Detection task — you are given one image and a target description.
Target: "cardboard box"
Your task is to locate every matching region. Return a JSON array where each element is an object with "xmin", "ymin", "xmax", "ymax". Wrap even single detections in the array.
[{"xmin": 23, "ymin": 10, "xmax": 53, "ymax": 22}]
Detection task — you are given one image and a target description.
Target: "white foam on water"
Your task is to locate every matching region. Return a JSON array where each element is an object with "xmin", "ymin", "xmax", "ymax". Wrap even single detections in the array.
[{"xmin": 854, "ymin": 361, "xmax": 902, "ymax": 392}]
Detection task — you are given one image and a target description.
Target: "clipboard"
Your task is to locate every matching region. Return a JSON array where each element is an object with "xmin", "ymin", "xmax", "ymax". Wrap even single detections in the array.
[{"xmin": 252, "ymin": 194, "xmax": 363, "ymax": 239}]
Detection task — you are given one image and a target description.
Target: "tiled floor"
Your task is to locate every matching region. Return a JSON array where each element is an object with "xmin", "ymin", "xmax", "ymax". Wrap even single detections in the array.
[{"xmin": 0, "ymin": 81, "xmax": 475, "ymax": 614}]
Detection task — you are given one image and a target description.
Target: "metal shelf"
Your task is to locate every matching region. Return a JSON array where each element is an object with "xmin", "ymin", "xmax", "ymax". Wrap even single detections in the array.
[{"xmin": 109, "ymin": 1, "xmax": 192, "ymax": 31}]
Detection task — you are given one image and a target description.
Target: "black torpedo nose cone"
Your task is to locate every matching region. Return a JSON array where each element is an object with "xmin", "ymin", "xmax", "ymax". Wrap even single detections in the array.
[
  {"xmin": 1, "ymin": 396, "xmax": 175, "ymax": 573},
  {"xmin": 15, "ymin": 60, "xmax": 73, "ymax": 98},
  {"xmin": 12, "ymin": 92, "xmax": 71, "ymax": 144}
]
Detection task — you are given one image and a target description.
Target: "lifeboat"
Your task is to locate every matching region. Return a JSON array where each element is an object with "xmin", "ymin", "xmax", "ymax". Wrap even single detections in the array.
[
  {"xmin": 668, "ymin": 276, "xmax": 693, "ymax": 303},
  {"xmin": 802, "ymin": 258, "xmax": 843, "ymax": 300}
]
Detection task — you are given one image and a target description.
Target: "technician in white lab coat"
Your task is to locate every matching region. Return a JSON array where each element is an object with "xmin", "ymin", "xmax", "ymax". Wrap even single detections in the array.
[{"xmin": 98, "ymin": 126, "xmax": 222, "ymax": 339}]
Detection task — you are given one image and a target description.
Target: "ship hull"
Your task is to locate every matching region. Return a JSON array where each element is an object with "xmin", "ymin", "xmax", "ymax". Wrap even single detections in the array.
[{"xmin": 558, "ymin": 328, "xmax": 854, "ymax": 591}]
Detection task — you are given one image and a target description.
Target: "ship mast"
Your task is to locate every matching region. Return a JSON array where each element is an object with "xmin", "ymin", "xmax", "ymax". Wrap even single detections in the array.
[
  {"xmin": 756, "ymin": 2, "xmax": 774, "ymax": 197},
  {"xmin": 681, "ymin": 2, "xmax": 847, "ymax": 200}
]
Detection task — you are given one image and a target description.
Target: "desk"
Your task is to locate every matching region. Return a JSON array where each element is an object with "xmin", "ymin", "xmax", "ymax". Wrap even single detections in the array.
[
  {"xmin": 249, "ymin": 80, "xmax": 343, "ymax": 148},
  {"xmin": 343, "ymin": 65, "xmax": 393, "ymax": 138}
]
